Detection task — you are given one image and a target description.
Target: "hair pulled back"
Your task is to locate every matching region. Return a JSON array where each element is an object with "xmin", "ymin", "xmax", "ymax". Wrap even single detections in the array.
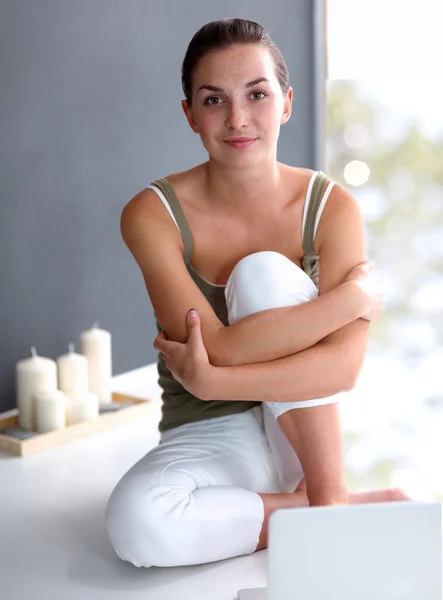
[{"xmin": 181, "ymin": 18, "xmax": 290, "ymax": 107}]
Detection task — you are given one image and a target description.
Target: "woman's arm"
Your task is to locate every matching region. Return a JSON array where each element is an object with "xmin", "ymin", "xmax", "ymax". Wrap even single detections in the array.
[
  {"xmin": 123, "ymin": 187, "xmax": 370, "ymax": 369},
  {"xmin": 210, "ymin": 279, "xmax": 368, "ymax": 366},
  {"xmin": 200, "ymin": 183, "xmax": 371, "ymax": 401},
  {"xmin": 202, "ymin": 319, "xmax": 369, "ymax": 402},
  {"xmin": 210, "ymin": 279, "xmax": 368, "ymax": 367}
]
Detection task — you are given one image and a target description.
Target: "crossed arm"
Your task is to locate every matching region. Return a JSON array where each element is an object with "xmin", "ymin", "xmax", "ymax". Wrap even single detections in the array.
[{"xmin": 199, "ymin": 183, "xmax": 371, "ymax": 402}]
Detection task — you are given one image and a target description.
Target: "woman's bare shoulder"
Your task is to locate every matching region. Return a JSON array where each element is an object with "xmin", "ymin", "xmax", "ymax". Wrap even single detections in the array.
[
  {"xmin": 122, "ymin": 164, "xmax": 204, "ymax": 216},
  {"xmin": 155, "ymin": 164, "xmax": 209, "ymax": 209},
  {"xmin": 289, "ymin": 165, "xmax": 316, "ymax": 178},
  {"xmin": 284, "ymin": 164, "xmax": 334, "ymax": 182},
  {"xmin": 280, "ymin": 164, "xmax": 318, "ymax": 202},
  {"xmin": 162, "ymin": 163, "xmax": 205, "ymax": 188},
  {"xmin": 280, "ymin": 163, "xmax": 316, "ymax": 184}
]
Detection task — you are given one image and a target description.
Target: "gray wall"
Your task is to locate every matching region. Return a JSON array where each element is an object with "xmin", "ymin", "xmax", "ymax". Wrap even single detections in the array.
[{"xmin": 0, "ymin": 0, "xmax": 325, "ymax": 412}]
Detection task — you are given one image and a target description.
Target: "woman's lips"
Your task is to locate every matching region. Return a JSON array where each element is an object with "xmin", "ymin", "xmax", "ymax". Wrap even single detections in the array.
[{"xmin": 223, "ymin": 139, "xmax": 257, "ymax": 149}]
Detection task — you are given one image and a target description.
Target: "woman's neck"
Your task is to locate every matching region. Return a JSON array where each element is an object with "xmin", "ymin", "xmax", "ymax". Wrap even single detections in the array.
[{"xmin": 202, "ymin": 159, "xmax": 285, "ymax": 215}]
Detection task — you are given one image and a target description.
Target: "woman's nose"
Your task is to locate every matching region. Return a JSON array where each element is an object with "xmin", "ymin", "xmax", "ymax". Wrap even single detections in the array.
[{"xmin": 225, "ymin": 103, "xmax": 249, "ymax": 130}]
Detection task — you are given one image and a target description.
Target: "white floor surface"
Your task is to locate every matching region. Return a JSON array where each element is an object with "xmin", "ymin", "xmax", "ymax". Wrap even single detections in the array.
[{"xmin": 0, "ymin": 364, "xmax": 267, "ymax": 600}]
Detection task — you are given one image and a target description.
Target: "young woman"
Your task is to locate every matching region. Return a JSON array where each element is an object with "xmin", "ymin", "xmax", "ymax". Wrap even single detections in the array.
[{"xmin": 105, "ymin": 18, "xmax": 409, "ymax": 569}]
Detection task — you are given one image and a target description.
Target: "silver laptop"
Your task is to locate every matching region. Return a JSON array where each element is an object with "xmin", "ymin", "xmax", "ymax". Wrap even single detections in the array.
[{"xmin": 238, "ymin": 501, "xmax": 443, "ymax": 600}]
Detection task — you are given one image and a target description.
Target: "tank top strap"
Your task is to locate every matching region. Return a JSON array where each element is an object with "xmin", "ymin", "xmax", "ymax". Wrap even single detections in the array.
[
  {"xmin": 149, "ymin": 178, "xmax": 194, "ymax": 266},
  {"xmin": 302, "ymin": 170, "xmax": 330, "ymax": 257}
]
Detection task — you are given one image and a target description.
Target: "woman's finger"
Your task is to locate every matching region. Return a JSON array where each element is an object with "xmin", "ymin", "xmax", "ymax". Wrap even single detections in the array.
[{"xmin": 153, "ymin": 333, "xmax": 167, "ymax": 351}]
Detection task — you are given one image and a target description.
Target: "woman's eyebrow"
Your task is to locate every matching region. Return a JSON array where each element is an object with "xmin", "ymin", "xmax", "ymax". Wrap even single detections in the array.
[{"xmin": 197, "ymin": 77, "xmax": 270, "ymax": 94}]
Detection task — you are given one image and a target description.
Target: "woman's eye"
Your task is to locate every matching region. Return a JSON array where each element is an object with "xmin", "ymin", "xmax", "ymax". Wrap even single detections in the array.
[
  {"xmin": 205, "ymin": 96, "xmax": 222, "ymax": 106},
  {"xmin": 204, "ymin": 91, "xmax": 267, "ymax": 106}
]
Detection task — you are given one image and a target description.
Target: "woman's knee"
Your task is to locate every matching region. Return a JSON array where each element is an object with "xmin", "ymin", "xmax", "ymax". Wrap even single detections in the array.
[
  {"xmin": 105, "ymin": 477, "xmax": 192, "ymax": 568},
  {"xmin": 225, "ymin": 251, "xmax": 318, "ymax": 323}
]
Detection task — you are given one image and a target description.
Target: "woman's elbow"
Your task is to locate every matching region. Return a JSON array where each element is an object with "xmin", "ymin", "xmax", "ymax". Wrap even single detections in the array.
[
  {"xmin": 206, "ymin": 328, "xmax": 230, "ymax": 367},
  {"xmin": 342, "ymin": 368, "xmax": 358, "ymax": 392},
  {"xmin": 343, "ymin": 351, "xmax": 365, "ymax": 391},
  {"xmin": 208, "ymin": 345, "xmax": 239, "ymax": 367},
  {"xmin": 207, "ymin": 346, "xmax": 224, "ymax": 367},
  {"xmin": 337, "ymin": 323, "xmax": 370, "ymax": 392}
]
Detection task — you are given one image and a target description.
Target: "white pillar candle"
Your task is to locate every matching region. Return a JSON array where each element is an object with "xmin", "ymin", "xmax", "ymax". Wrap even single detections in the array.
[
  {"xmin": 80, "ymin": 321, "xmax": 112, "ymax": 403},
  {"xmin": 57, "ymin": 343, "xmax": 88, "ymax": 397},
  {"xmin": 66, "ymin": 392, "xmax": 99, "ymax": 425},
  {"xmin": 16, "ymin": 347, "xmax": 58, "ymax": 431},
  {"xmin": 34, "ymin": 389, "xmax": 67, "ymax": 433}
]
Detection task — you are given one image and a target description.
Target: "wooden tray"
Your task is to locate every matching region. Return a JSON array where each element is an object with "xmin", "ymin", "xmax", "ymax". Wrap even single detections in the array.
[{"xmin": 0, "ymin": 392, "xmax": 156, "ymax": 457}]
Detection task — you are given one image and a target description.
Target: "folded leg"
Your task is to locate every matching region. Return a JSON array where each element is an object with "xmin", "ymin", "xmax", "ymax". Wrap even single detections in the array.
[
  {"xmin": 225, "ymin": 251, "xmax": 346, "ymax": 499},
  {"xmin": 105, "ymin": 406, "xmax": 281, "ymax": 567}
]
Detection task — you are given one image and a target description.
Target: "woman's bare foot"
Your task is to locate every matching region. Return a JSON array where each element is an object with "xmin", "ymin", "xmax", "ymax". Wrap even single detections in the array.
[
  {"xmin": 256, "ymin": 480, "xmax": 411, "ymax": 551},
  {"xmin": 293, "ymin": 478, "xmax": 412, "ymax": 504},
  {"xmin": 349, "ymin": 487, "xmax": 411, "ymax": 504}
]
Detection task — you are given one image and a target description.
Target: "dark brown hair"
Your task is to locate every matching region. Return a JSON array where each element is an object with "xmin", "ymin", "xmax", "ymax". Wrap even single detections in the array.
[{"xmin": 181, "ymin": 18, "xmax": 290, "ymax": 107}]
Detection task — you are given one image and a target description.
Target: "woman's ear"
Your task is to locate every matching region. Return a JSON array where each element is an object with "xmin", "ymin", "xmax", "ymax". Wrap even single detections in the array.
[
  {"xmin": 281, "ymin": 87, "xmax": 293, "ymax": 125},
  {"xmin": 181, "ymin": 99, "xmax": 199, "ymax": 134}
]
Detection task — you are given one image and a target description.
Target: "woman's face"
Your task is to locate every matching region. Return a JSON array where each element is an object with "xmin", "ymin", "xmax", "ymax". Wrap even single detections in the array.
[{"xmin": 182, "ymin": 44, "xmax": 292, "ymax": 165}]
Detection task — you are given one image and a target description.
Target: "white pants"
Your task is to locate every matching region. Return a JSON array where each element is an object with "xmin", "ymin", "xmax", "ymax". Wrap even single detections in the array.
[{"xmin": 105, "ymin": 251, "xmax": 341, "ymax": 567}]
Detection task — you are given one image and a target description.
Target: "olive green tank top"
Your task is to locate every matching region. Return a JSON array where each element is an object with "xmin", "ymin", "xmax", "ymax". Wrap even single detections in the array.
[{"xmin": 147, "ymin": 170, "xmax": 334, "ymax": 432}]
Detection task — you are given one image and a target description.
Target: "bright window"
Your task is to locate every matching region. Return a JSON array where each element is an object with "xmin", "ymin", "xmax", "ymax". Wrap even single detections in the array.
[{"xmin": 326, "ymin": 0, "xmax": 443, "ymax": 501}]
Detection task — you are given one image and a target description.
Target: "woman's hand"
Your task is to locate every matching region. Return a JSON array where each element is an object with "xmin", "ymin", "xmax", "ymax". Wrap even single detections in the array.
[
  {"xmin": 343, "ymin": 261, "xmax": 384, "ymax": 321},
  {"xmin": 153, "ymin": 309, "xmax": 214, "ymax": 400}
]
